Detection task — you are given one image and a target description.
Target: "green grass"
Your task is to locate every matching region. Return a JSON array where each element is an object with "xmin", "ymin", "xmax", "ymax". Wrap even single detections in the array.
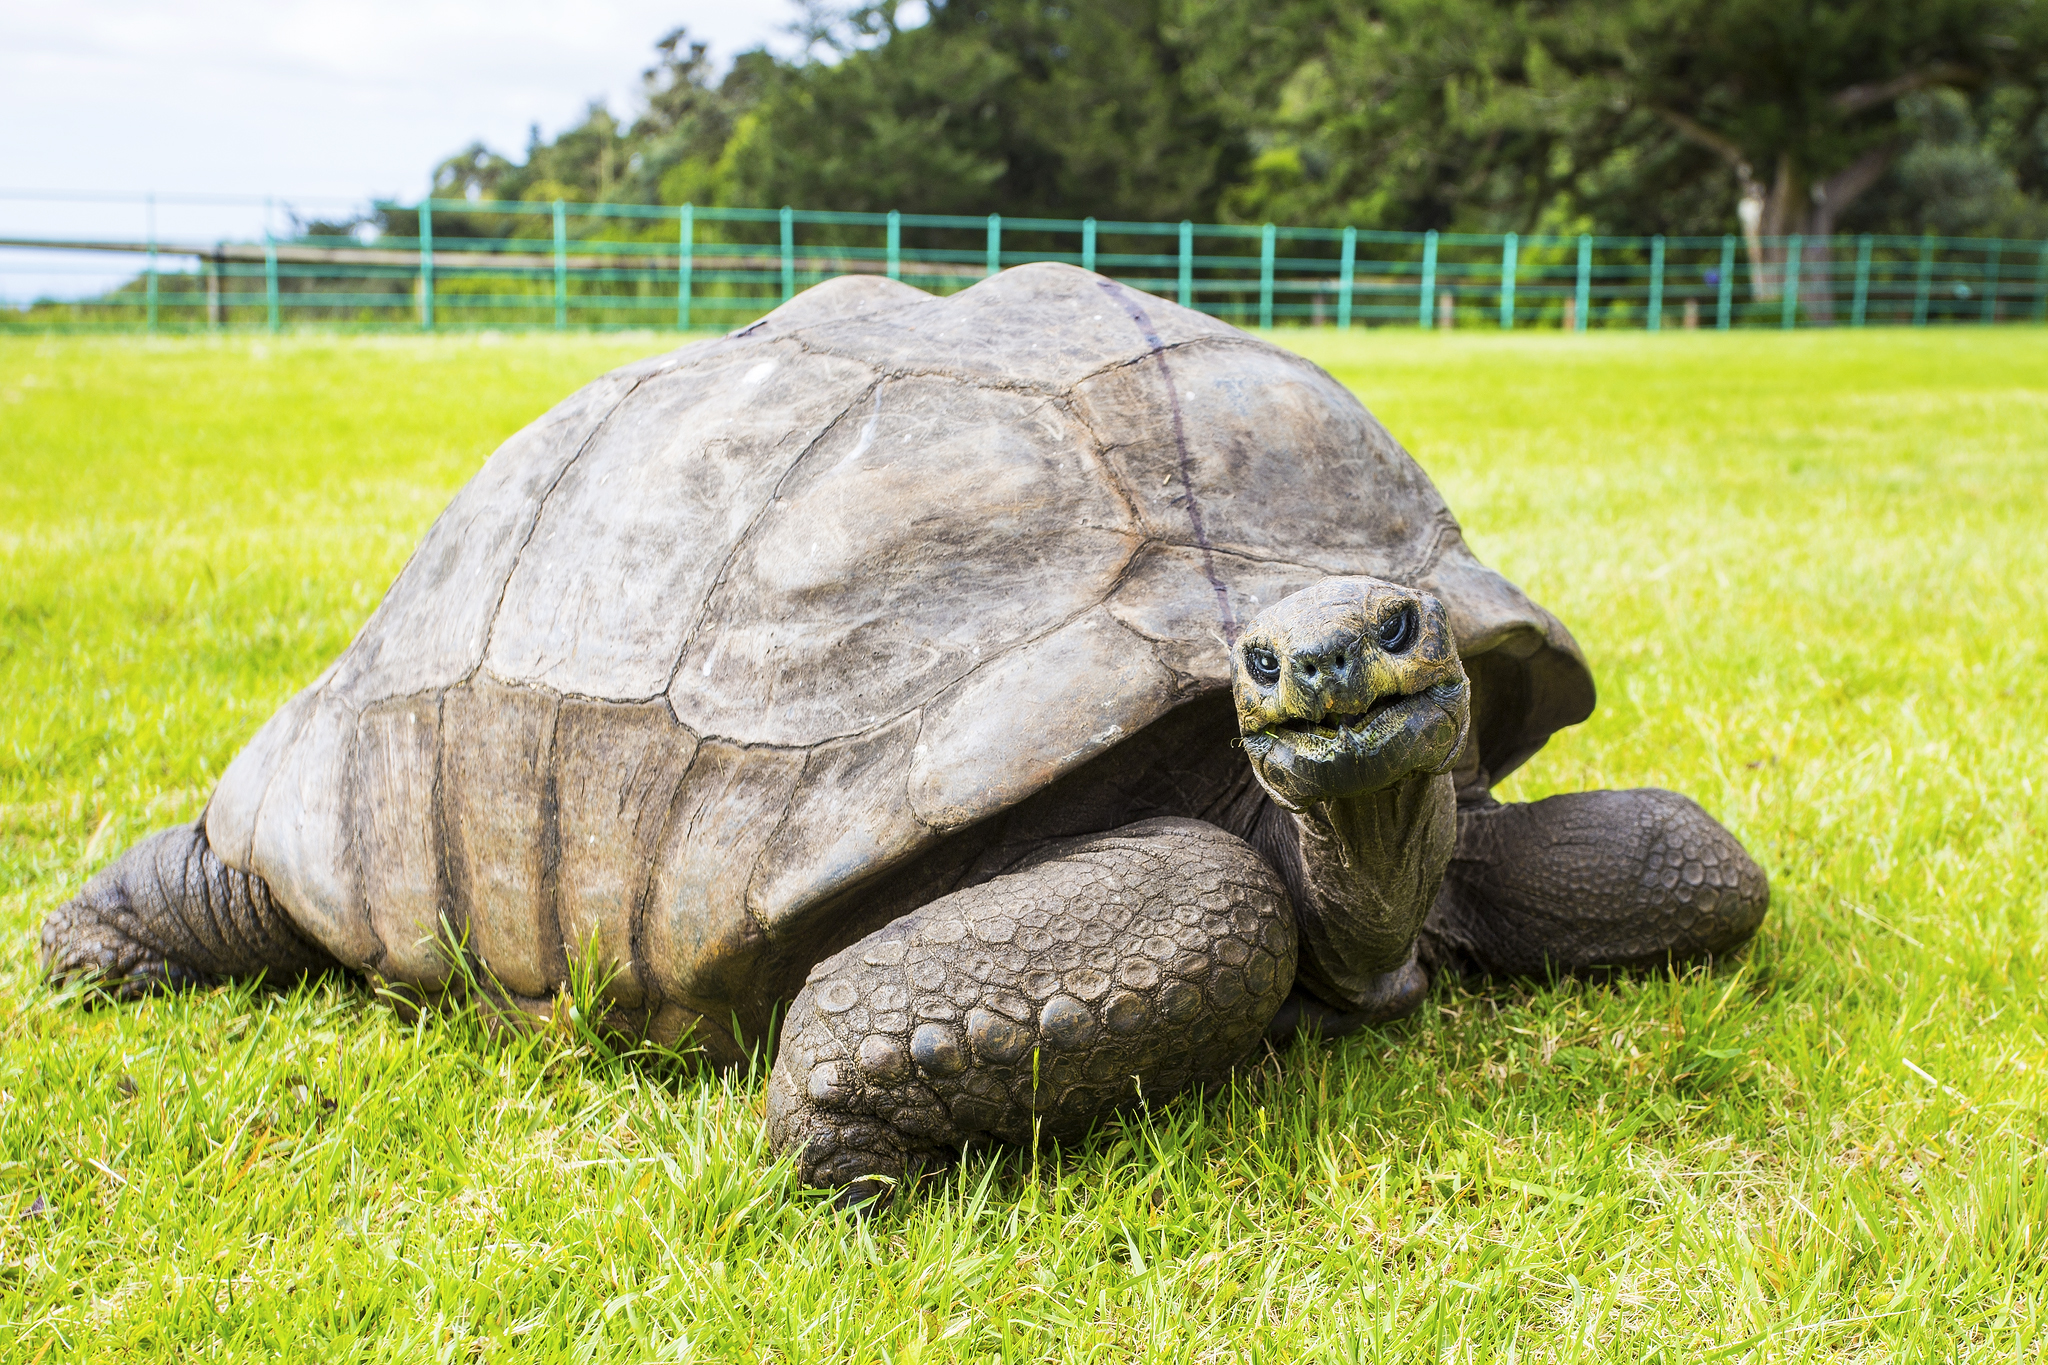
[{"xmin": 3, "ymin": 326, "xmax": 2046, "ymax": 1360}]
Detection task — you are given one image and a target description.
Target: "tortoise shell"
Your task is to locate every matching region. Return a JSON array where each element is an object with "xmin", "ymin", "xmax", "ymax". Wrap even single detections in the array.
[{"xmin": 203, "ymin": 263, "xmax": 1592, "ymax": 1058}]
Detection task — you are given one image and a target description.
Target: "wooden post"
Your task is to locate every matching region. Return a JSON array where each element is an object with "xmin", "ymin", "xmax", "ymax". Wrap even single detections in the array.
[
  {"xmin": 1781, "ymin": 236, "xmax": 1802, "ymax": 329},
  {"xmin": 1574, "ymin": 234, "xmax": 1591, "ymax": 331},
  {"xmin": 1499, "ymin": 232, "xmax": 1516, "ymax": 330},
  {"xmin": 1716, "ymin": 236, "xmax": 1735, "ymax": 329},
  {"xmin": 145, "ymin": 192, "xmax": 158, "ymax": 334},
  {"xmin": 886, "ymin": 210, "xmax": 900, "ymax": 281},
  {"xmin": 1418, "ymin": 230, "xmax": 1436, "ymax": 328},
  {"xmin": 1337, "ymin": 226, "xmax": 1356, "ymax": 330},
  {"xmin": 1081, "ymin": 218, "xmax": 1096, "ymax": 273},
  {"xmin": 1648, "ymin": 235, "xmax": 1664, "ymax": 331},
  {"xmin": 1852, "ymin": 235, "xmax": 1872, "ymax": 326},
  {"xmin": 1437, "ymin": 290, "xmax": 1454, "ymax": 329},
  {"xmin": 1913, "ymin": 235, "xmax": 1934, "ymax": 326},
  {"xmin": 1260, "ymin": 223, "xmax": 1276, "ymax": 328},
  {"xmin": 781, "ymin": 205, "xmax": 796, "ymax": 300},
  {"xmin": 679, "ymin": 203, "xmax": 693, "ymax": 329},
  {"xmin": 1178, "ymin": 220, "xmax": 1193, "ymax": 308},
  {"xmin": 419, "ymin": 197, "xmax": 434, "ymax": 330},
  {"xmin": 554, "ymin": 200, "xmax": 568, "ymax": 329}
]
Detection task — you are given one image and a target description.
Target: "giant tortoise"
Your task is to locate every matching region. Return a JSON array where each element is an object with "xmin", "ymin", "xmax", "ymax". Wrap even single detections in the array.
[{"xmin": 42, "ymin": 264, "xmax": 1768, "ymax": 1201}]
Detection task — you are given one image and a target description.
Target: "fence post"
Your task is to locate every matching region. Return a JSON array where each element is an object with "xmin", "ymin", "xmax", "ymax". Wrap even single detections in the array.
[
  {"xmin": 265, "ymin": 231, "xmax": 279, "ymax": 334},
  {"xmin": 1716, "ymin": 236, "xmax": 1734, "ymax": 329},
  {"xmin": 1338, "ymin": 226, "xmax": 1356, "ymax": 330},
  {"xmin": 679, "ymin": 203, "xmax": 693, "ymax": 329},
  {"xmin": 553, "ymin": 200, "xmax": 568, "ymax": 329},
  {"xmin": 1982, "ymin": 242, "xmax": 2001, "ymax": 324},
  {"xmin": 1082, "ymin": 218, "xmax": 1096, "ymax": 273},
  {"xmin": 2036, "ymin": 240, "xmax": 2048, "ymax": 322},
  {"xmin": 145, "ymin": 192, "xmax": 158, "ymax": 334},
  {"xmin": 986, "ymin": 214, "xmax": 1002, "ymax": 278},
  {"xmin": 1647, "ymin": 235, "xmax": 1664, "ymax": 331},
  {"xmin": 1781, "ymin": 236, "xmax": 1802, "ymax": 329},
  {"xmin": 1418, "ymin": 230, "xmax": 1437, "ymax": 328},
  {"xmin": 1574, "ymin": 234, "xmax": 1591, "ymax": 331},
  {"xmin": 1499, "ymin": 232, "xmax": 1516, "ymax": 329},
  {"xmin": 781, "ymin": 205, "xmax": 796, "ymax": 301},
  {"xmin": 1258, "ymin": 223, "xmax": 1276, "ymax": 328},
  {"xmin": 1913, "ymin": 234, "xmax": 1933, "ymax": 326},
  {"xmin": 420, "ymin": 197, "xmax": 434, "ymax": 331},
  {"xmin": 886, "ymin": 210, "xmax": 900, "ymax": 281},
  {"xmin": 1179, "ymin": 220, "xmax": 1193, "ymax": 308},
  {"xmin": 1852, "ymin": 235, "xmax": 1872, "ymax": 326}
]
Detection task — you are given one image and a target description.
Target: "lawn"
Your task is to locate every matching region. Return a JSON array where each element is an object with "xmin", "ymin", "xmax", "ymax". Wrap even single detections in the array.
[{"xmin": 2, "ymin": 324, "xmax": 2045, "ymax": 1361}]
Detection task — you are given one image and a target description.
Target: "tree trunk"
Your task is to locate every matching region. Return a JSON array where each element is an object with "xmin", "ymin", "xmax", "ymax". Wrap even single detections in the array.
[
  {"xmin": 1653, "ymin": 105, "xmax": 1903, "ymax": 324},
  {"xmin": 1744, "ymin": 144, "xmax": 1894, "ymax": 321}
]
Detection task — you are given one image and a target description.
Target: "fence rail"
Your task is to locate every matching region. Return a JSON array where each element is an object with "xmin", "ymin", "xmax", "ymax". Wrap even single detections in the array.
[{"xmin": 8, "ymin": 196, "xmax": 2048, "ymax": 333}]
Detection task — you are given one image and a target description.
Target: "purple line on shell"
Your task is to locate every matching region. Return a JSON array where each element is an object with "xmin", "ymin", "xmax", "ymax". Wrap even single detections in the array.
[{"xmin": 1095, "ymin": 279, "xmax": 1238, "ymax": 641}]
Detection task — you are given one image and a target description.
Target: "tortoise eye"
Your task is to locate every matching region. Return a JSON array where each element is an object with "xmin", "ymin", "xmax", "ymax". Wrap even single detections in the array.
[
  {"xmin": 1244, "ymin": 646, "xmax": 1281, "ymax": 685},
  {"xmin": 1377, "ymin": 605, "xmax": 1416, "ymax": 653}
]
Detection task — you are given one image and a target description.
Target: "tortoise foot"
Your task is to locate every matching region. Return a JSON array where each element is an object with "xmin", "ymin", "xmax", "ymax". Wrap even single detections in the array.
[
  {"xmin": 1422, "ymin": 788, "xmax": 1769, "ymax": 978},
  {"xmin": 41, "ymin": 821, "xmax": 335, "ymax": 999},
  {"xmin": 766, "ymin": 818, "xmax": 1298, "ymax": 1200}
]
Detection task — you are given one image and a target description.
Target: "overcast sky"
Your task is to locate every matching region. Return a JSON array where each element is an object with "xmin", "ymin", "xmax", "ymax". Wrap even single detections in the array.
[{"xmin": 1, "ymin": 0, "xmax": 811, "ymax": 300}]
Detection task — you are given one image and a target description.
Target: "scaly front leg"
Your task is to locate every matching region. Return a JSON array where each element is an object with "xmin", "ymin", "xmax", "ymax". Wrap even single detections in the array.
[
  {"xmin": 1422, "ymin": 788, "xmax": 1769, "ymax": 977},
  {"xmin": 766, "ymin": 818, "xmax": 1296, "ymax": 1207}
]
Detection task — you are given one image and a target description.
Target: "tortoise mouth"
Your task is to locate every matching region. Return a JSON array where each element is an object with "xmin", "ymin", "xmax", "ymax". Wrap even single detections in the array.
[
  {"xmin": 1242, "ymin": 681, "xmax": 1466, "ymax": 808},
  {"xmin": 1270, "ymin": 689, "xmax": 1407, "ymax": 742}
]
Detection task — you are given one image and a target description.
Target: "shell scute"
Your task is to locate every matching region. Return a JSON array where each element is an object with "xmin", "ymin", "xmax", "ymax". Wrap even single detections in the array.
[
  {"xmin": 1068, "ymin": 338, "xmax": 1447, "ymax": 577},
  {"xmin": 792, "ymin": 261, "xmax": 1239, "ymax": 390},
  {"xmin": 485, "ymin": 342, "xmax": 877, "ymax": 701},
  {"xmin": 668, "ymin": 373, "xmax": 1138, "ymax": 748},
  {"xmin": 554, "ymin": 698, "xmax": 699, "ymax": 1010},
  {"xmin": 352, "ymin": 694, "xmax": 444, "ymax": 986}
]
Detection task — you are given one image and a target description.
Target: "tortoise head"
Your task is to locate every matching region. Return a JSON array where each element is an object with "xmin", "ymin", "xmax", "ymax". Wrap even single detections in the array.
[{"xmin": 1232, "ymin": 576, "xmax": 1471, "ymax": 811}]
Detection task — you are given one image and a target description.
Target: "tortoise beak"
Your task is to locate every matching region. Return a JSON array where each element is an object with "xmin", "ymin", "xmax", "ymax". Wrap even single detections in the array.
[
  {"xmin": 1231, "ymin": 577, "xmax": 1470, "ymax": 809},
  {"xmin": 1240, "ymin": 680, "xmax": 1468, "ymax": 809}
]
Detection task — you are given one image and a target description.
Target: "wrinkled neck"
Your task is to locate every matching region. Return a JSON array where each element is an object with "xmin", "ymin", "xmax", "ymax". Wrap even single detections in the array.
[{"xmin": 1252, "ymin": 771, "xmax": 1456, "ymax": 1010}]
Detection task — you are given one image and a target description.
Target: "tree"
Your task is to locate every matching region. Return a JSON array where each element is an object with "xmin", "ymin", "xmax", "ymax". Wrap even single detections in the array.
[
  {"xmin": 1175, "ymin": 0, "xmax": 1638, "ymax": 232},
  {"xmin": 427, "ymin": 29, "xmax": 762, "ymax": 221},
  {"xmin": 1581, "ymin": 0, "xmax": 2048, "ymax": 298},
  {"xmin": 1856, "ymin": 87, "xmax": 2048, "ymax": 239},
  {"xmin": 718, "ymin": 0, "xmax": 1247, "ymax": 222},
  {"xmin": 412, "ymin": 1, "xmax": 2048, "ymax": 255},
  {"xmin": 1182, "ymin": 0, "xmax": 2048, "ymax": 302}
]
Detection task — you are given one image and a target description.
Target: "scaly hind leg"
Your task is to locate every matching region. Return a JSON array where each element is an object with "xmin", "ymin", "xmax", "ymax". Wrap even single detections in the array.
[
  {"xmin": 766, "ymin": 817, "xmax": 1297, "ymax": 1207},
  {"xmin": 40, "ymin": 820, "xmax": 338, "ymax": 999},
  {"xmin": 1421, "ymin": 789, "xmax": 1769, "ymax": 978}
]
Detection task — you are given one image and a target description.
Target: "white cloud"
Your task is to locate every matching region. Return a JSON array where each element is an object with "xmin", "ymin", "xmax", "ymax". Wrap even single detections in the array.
[{"xmin": 0, "ymin": 0, "xmax": 803, "ymax": 299}]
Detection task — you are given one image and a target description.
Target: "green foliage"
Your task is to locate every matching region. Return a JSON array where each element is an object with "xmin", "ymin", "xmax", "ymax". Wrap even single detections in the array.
[
  {"xmin": 1859, "ymin": 88, "xmax": 2048, "ymax": 239},
  {"xmin": 720, "ymin": 0, "xmax": 1246, "ymax": 221},
  {"xmin": 1183, "ymin": 0, "xmax": 2048, "ymax": 236},
  {"xmin": 405, "ymin": 1, "xmax": 2048, "ymax": 241},
  {"xmin": 4, "ymin": 329, "xmax": 2048, "ymax": 1356},
  {"xmin": 433, "ymin": 32, "xmax": 761, "ymax": 212}
]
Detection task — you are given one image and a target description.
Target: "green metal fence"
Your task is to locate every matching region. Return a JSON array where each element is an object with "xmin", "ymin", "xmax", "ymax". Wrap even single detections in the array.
[{"xmin": 11, "ymin": 196, "xmax": 2048, "ymax": 333}]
